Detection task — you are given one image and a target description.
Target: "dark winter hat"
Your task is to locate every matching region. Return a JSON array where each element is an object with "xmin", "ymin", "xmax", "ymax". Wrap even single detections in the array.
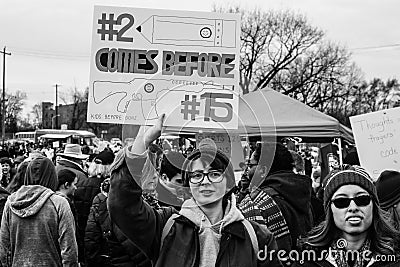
[
  {"xmin": 323, "ymin": 167, "xmax": 377, "ymax": 208},
  {"xmin": 376, "ymin": 170, "xmax": 400, "ymax": 210},
  {"xmin": 94, "ymin": 150, "xmax": 115, "ymax": 165},
  {"xmin": 181, "ymin": 141, "xmax": 235, "ymax": 190}
]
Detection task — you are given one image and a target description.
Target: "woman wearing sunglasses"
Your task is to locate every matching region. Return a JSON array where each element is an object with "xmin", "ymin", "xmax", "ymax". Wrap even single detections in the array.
[
  {"xmin": 293, "ymin": 167, "xmax": 400, "ymax": 267},
  {"xmin": 107, "ymin": 115, "xmax": 282, "ymax": 267}
]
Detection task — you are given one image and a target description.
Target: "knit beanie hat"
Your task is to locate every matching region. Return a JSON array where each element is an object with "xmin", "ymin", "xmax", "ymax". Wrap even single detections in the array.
[
  {"xmin": 181, "ymin": 141, "xmax": 235, "ymax": 191},
  {"xmin": 376, "ymin": 170, "xmax": 400, "ymax": 210},
  {"xmin": 95, "ymin": 150, "xmax": 115, "ymax": 165},
  {"xmin": 323, "ymin": 167, "xmax": 377, "ymax": 208}
]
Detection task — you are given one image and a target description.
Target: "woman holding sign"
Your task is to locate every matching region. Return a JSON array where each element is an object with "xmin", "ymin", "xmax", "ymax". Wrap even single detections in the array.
[{"xmin": 107, "ymin": 115, "xmax": 282, "ymax": 267}]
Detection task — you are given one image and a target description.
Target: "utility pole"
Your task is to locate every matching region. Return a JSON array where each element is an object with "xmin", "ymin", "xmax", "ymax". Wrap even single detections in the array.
[
  {"xmin": 53, "ymin": 84, "xmax": 60, "ymax": 129},
  {"xmin": 0, "ymin": 47, "xmax": 11, "ymax": 147}
]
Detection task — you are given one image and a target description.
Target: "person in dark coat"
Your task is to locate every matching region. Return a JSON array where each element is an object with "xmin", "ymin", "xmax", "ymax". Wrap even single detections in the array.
[
  {"xmin": 56, "ymin": 144, "xmax": 91, "ymax": 264},
  {"xmin": 108, "ymin": 115, "xmax": 283, "ymax": 267},
  {"xmin": 376, "ymin": 170, "xmax": 400, "ymax": 230},
  {"xmin": 291, "ymin": 150, "xmax": 325, "ymax": 227},
  {"xmin": 56, "ymin": 168, "xmax": 78, "ymax": 222},
  {"xmin": 85, "ymin": 178, "xmax": 152, "ymax": 267},
  {"xmin": 293, "ymin": 166, "xmax": 400, "ymax": 267},
  {"xmin": 239, "ymin": 142, "xmax": 313, "ymax": 263}
]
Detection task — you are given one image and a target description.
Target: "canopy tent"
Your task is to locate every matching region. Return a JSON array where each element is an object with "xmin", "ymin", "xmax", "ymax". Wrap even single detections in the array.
[
  {"xmin": 237, "ymin": 89, "xmax": 353, "ymax": 142},
  {"xmin": 163, "ymin": 89, "xmax": 353, "ymax": 143}
]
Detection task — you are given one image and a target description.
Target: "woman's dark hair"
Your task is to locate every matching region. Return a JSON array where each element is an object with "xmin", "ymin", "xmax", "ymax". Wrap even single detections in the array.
[
  {"xmin": 181, "ymin": 143, "xmax": 235, "ymax": 207},
  {"xmin": 0, "ymin": 157, "xmax": 12, "ymax": 167},
  {"xmin": 6, "ymin": 161, "xmax": 29, "ymax": 193},
  {"xmin": 302, "ymin": 197, "xmax": 400, "ymax": 255}
]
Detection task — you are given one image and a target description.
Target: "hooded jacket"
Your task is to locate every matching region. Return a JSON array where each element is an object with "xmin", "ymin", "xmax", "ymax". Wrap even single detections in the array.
[
  {"xmin": 108, "ymin": 148, "xmax": 283, "ymax": 267},
  {"xmin": 0, "ymin": 185, "xmax": 78, "ymax": 266},
  {"xmin": 260, "ymin": 171, "xmax": 313, "ymax": 249}
]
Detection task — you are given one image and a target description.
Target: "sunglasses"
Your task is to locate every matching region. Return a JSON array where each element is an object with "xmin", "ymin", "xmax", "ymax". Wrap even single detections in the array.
[{"xmin": 331, "ymin": 195, "xmax": 372, "ymax": 209}]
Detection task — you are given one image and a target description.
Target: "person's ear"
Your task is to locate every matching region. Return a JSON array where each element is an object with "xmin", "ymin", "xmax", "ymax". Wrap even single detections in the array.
[
  {"xmin": 161, "ymin": 173, "xmax": 169, "ymax": 182},
  {"xmin": 64, "ymin": 182, "xmax": 70, "ymax": 189}
]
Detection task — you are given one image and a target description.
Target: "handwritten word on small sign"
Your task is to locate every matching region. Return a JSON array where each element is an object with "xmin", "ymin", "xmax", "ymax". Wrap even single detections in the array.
[
  {"xmin": 88, "ymin": 6, "xmax": 241, "ymax": 129},
  {"xmin": 350, "ymin": 107, "xmax": 400, "ymax": 180},
  {"xmin": 195, "ymin": 133, "xmax": 244, "ymax": 171}
]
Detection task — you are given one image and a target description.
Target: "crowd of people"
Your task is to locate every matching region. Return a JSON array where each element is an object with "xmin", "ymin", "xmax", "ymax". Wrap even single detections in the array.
[{"xmin": 0, "ymin": 115, "xmax": 398, "ymax": 266}]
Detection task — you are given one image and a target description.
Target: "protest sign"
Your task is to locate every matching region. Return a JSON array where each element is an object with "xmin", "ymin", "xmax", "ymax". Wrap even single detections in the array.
[
  {"xmin": 52, "ymin": 141, "xmax": 59, "ymax": 148},
  {"xmin": 88, "ymin": 6, "xmax": 241, "ymax": 129},
  {"xmin": 350, "ymin": 107, "xmax": 400, "ymax": 180},
  {"xmin": 195, "ymin": 133, "xmax": 244, "ymax": 171}
]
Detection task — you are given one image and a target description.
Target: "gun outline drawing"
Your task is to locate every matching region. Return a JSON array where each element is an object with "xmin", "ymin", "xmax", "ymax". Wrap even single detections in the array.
[{"xmin": 92, "ymin": 78, "xmax": 234, "ymax": 121}]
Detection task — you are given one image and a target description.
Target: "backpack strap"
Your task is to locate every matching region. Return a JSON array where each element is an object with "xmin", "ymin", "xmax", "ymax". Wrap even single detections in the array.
[
  {"xmin": 241, "ymin": 219, "xmax": 258, "ymax": 255},
  {"xmin": 160, "ymin": 213, "xmax": 180, "ymax": 252}
]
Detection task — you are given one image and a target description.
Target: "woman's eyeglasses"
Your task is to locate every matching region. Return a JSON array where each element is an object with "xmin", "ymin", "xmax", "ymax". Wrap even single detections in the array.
[
  {"xmin": 331, "ymin": 195, "xmax": 372, "ymax": 209},
  {"xmin": 188, "ymin": 170, "xmax": 224, "ymax": 184}
]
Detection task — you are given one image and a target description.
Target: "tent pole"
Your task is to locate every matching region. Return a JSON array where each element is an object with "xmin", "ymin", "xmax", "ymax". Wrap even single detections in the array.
[{"xmin": 337, "ymin": 138, "xmax": 343, "ymax": 166}]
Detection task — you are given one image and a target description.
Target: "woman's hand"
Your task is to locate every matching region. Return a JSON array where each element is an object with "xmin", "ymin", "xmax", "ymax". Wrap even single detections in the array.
[
  {"xmin": 144, "ymin": 114, "xmax": 165, "ymax": 147},
  {"xmin": 129, "ymin": 114, "xmax": 165, "ymax": 155}
]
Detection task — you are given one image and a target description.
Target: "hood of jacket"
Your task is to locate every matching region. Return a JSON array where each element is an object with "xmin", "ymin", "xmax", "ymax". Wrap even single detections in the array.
[
  {"xmin": 262, "ymin": 171, "xmax": 312, "ymax": 215},
  {"xmin": 9, "ymin": 185, "xmax": 54, "ymax": 218},
  {"xmin": 180, "ymin": 194, "xmax": 244, "ymax": 233}
]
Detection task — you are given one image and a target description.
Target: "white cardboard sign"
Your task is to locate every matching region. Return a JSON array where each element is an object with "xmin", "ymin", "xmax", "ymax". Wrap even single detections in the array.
[
  {"xmin": 350, "ymin": 107, "xmax": 400, "ymax": 180},
  {"xmin": 88, "ymin": 6, "xmax": 241, "ymax": 129}
]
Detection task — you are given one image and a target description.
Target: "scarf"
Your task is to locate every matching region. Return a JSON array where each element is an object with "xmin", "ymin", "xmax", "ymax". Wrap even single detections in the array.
[
  {"xmin": 331, "ymin": 238, "xmax": 371, "ymax": 267},
  {"xmin": 180, "ymin": 195, "xmax": 244, "ymax": 267}
]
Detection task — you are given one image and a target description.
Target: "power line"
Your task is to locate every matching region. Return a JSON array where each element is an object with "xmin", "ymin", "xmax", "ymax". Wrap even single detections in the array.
[
  {"xmin": 350, "ymin": 43, "xmax": 400, "ymax": 51},
  {"xmin": 1, "ymin": 46, "xmax": 90, "ymax": 61}
]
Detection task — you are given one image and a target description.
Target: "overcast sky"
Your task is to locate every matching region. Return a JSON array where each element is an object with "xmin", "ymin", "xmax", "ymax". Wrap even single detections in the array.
[{"xmin": 1, "ymin": 0, "xmax": 399, "ymax": 118}]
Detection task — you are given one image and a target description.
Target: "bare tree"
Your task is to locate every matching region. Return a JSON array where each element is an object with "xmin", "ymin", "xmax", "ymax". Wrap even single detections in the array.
[
  {"xmin": 31, "ymin": 103, "xmax": 43, "ymax": 128},
  {"xmin": 239, "ymin": 9, "xmax": 324, "ymax": 94},
  {"xmin": 216, "ymin": 6, "xmax": 368, "ymax": 127},
  {"xmin": 4, "ymin": 90, "xmax": 27, "ymax": 133}
]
